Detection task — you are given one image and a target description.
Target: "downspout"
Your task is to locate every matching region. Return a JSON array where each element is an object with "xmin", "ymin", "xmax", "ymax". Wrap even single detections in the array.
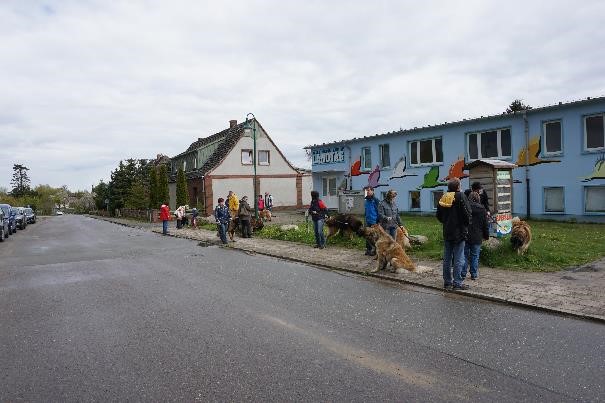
[
  {"xmin": 345, "ymin": 145, "xmax": 352, "ymax": 190},
  {"xmin": 523, "ymin": 111, "xmax": 530, "ymax": 219}
]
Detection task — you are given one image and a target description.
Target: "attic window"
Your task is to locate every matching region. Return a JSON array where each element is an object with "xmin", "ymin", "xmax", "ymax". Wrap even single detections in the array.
[
  {"xmin": 258, "ymin": 150, "xmax": 270, "ymax": 165},
  {"xmin": 241, "ymin": 149, "xmax": 253, "ymax": 165}
]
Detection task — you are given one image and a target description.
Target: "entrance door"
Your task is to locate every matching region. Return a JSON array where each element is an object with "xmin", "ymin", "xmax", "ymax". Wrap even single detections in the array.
[{"xmin": 322, "ymin": 176, "xmax": 338, "ymax": 209}]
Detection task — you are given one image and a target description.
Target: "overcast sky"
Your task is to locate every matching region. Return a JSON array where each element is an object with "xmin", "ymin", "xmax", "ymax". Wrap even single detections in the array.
[{"xmin": 1, "ymin": 0, "xmax": 604, "ymax": 191}]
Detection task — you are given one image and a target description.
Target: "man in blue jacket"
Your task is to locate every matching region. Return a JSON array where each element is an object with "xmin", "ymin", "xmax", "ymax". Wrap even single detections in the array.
[{"xmin": 364, "ymin": 186, "xmax": 380, "ymax": 256}]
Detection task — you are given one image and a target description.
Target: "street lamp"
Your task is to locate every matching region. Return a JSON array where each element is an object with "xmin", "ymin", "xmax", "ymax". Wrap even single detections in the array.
[{"xmin": 243, "ymin": 113, "xmax": 258, "ymax": 219}]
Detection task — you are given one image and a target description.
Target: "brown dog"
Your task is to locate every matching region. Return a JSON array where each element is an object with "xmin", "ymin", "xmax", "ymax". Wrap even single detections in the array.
[
  {"xmin": 325, "ymin": 214, "xmax": 365, "ymax": 241},
  {"xmin": 259, "ymin": 209, "xmax": 272, "ymax": 222},
  {"xmin": 395, "ymin": 225, "xmax": 412, "ymax": 250},
  {"xmin": 510, "ymin": 217, "xmax": 531, "ymax": 255},
  {"xmin": 227, "ymin": 217, "xmax": 265, "ymax": 241},
  {"xmin": 363, "ymin": 224, "xmax": 417, "ymax": 273}
]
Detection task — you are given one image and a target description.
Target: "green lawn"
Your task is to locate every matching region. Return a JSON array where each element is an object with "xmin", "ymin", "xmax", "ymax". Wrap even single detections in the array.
[{"xmin": 200, "ymin": 215, "xmax": 605, "ymax": 272}]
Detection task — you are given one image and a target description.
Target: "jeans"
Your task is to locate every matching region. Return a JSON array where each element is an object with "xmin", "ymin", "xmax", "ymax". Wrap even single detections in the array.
[
  {"xmin": 217, "ymin": 222, "xmax": 228, "ymax": 244},
  {"xmin": 313, "ymin": 219, "xmax": 326, "ymax": 247},
  {"xmin": 443, "ymin": 240, "xmax": 466, "ymax": 287},
  {"xmin": 162, "ymin": 220, "xmax": 168, "ymax": 234},
  {"xmin": 462, "ymin": 243, "xmax": 481, "ymax": 279},
  {"xmin": 387, "ymin": 226, "xmax": 397, "ymax": 239}
]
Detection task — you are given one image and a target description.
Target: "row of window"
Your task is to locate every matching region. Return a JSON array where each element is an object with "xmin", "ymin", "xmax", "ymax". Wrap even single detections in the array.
[
  {"xmin": 358, "ymin": 113, "xmax": 605, "ymax": 169},
  {"xmin": 241, "ymin": 150, "xmax": 270, "ymax": 165},
  {"xmin": 410, "ymin": 186, "xmax": 604, "ymax": 214}
]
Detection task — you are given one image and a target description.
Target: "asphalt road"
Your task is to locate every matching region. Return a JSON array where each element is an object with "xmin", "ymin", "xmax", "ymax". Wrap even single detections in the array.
[{"xmin": 1, "ymin": 215, "xmax": 604, "ymax": 402}]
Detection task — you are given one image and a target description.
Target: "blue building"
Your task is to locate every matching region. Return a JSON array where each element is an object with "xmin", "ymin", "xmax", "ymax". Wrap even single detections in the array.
[{"xmin": 306, "ymin": 96, "xmax": 605, "ymax": 221}]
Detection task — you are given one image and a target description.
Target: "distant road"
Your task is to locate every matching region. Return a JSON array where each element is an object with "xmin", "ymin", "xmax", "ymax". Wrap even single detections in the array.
[{"xmin": 1, "ymin": 215, "xmax": 603, "ymax": 401}]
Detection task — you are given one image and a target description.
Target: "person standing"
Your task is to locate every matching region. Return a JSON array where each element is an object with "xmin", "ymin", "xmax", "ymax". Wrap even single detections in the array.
[
  {"xmin": 238, "ymin": 196, "xmax": 253, "ymax": 238},
  {"xmin": 308, "ymin": 190, "xmax": 328, "ymax": 249},
  {"xmin": 364, "ymin": 186, "xmax": 380, "ymax": 256},
  {"xmin": 191, "ymin": 207, "xmax": 199, "ymax": 229},
  {"xmin": 464, "ymin": 182, "xmax": 490, "ymax": 215},
  {"xmin": 175, "ymin": 206, "xmax": 184, "ymax": 229},
  {"xmin": 461, "ymin": 192, "xmax": 489, "ymax": 281},
  {"xmin": 378, "ymin": 190, "xmax": 402, "ymax": 239},
  {"xmin": 437, "ymin": 178, "xmax": 472, "ymax": 290},
  {"xmin": 265, "ymin": 192, "xmax": 273, "ymax": 211},
  {"xmin": 258, "ymin": 195, "xmax": 265, "ymax": 211},
  {"xmin": 214, "ymin": 198, "xmax": 231, "ymax": 245},
  {"xmin": 160, "ymin": 203, "xmax": 170, "ymax": 235},
  {"xmin": 227, "ymin": 190, "xmax": 239, "ymax": 219}
]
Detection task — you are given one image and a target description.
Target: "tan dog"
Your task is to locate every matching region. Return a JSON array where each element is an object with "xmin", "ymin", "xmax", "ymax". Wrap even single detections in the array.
[
  {"xmin": 259, "ymin": 209, "xmax": 272, "ymax": 222},
  {"xmin": 363, "ymin": 224, "xmax": 417, "ymax": 273},
  {"xmin": 395, "ymin": 225, "xmax": 412, "ymax": 250},
  {"xmin": 510, "ymin": 217, "xmax": 532, "ymax": 255}
]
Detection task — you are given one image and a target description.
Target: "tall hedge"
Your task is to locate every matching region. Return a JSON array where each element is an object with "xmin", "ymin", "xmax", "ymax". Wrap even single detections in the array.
[
  {"xmin": 176, "ymin": 168, "xmax": 188, "ymax": 207},
  {"xmin": 158, "ymin": 164, "xmax": 169, "ymax": 206}
]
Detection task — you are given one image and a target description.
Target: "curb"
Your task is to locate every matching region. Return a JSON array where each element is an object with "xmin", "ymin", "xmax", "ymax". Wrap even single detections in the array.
[{"xmin": 90, "ymin": 215, "xmax": 605, "ymax": 324}]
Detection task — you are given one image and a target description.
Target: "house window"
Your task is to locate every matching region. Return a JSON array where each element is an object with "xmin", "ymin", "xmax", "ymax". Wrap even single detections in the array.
[
  {"xmin": 361, "ymin": 147, "xmax": 372, "ymax": 170},
  {"xmin": 431, "ymin": 191, "xmax": 444, "ymax": 210},
  {"xmin": 467, "ymin": 128, "xmax": 512, "ymax": 159},
  {"xmin": 409, "ymin": 138, "xmax": 443, "ymax": 166},
  {"xmin": 258, "ymin": 150, "xmax": 270, "ymax": 165},
  {"xmin": 585, "ymin": 114, "xmax": 605, "ymax": 151},
  {"xmin": 379, "ymin": 144, "xmax": 390, "ymax": 168},
  {"xmin": 543, "ymin": 121, "xmax": 562, "ymax": 155},
  {"xmin": 194, "ymin": 157, "xmax": 198, "ymax": 169},
  {"xmin": 322, "ymin": 177, "xmax": 337, "ymax": 197},
  {"xmin": 409, "ymin": 191, "xmax": 421, "ymax": 210},
  {"xmin": 241, "ymin": 149, "xmax": 253, "ymax": 165},
  {"xmin": 585, "ymin": 186, "xmax": 605, "ymax": 213},
  {"xmin": 183, "ymin": 160, "xmax": 187, "ymax": 171},
  {"xmin": 544, "ymin": 187, "xmax": 564, "ymax": 213}
]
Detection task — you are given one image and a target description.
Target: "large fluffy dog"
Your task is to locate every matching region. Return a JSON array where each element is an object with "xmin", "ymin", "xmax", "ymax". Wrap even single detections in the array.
[
  {"xmin": 510, "ymin": 217, "xmax": 532, "ymax": 255},
  {"xmin": 325, "ymin": 214, "xmax": 365, "ymax": 240},
  {"xmin": 259, "ymin": 209, "xmax": 272, "ymax": 222},
  {"xmin": 227, "ymin": 217, "xmax": 265, "ymax": 241},
  {"xmin": 395, "ymin": 225, "xmax": 412, "ymax": 250},
  {"xmin": 363, "ymin": 224, "xmax": 417, "ymax": 273}
]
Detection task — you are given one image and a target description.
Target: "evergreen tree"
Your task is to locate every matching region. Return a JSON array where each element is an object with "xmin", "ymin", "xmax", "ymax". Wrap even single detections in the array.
[
  {"xmin": 506, "ymin": 99, "xmax": 532, "ymax": 113},
  {"xmin": 158, "ymin": 164, "xmax": 169, "ymax": 206},
  {"xmin": 176, "ymin": 168, "xmax": 188, "ymax": 207},
  {"xmin": 148, "ymin": 166, "xmax": 159, "ymax": 208},
  {"xmin": 93, "ymin": 181, "xmax": 109, "ymax": 210},
  {"xmin": 125, "ymin": 178, "xmax": 148, "ymax": 209},
  {"xmin": 11, "ymin": 164, "xmax": 32, "ymax": 197}
]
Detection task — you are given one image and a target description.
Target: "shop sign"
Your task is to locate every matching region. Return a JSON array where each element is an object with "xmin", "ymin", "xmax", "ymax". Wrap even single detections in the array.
[{"xmin": 312, "ymin": 147, "xmax": 345, "ymax": 165}]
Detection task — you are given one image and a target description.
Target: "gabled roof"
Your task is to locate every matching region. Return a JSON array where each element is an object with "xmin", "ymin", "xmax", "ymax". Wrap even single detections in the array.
[
  {"xmin": 171, "ymin": 119, "xmax": 301, "ymax": 180},
  {"xmin": 305, "ymin": 95, "xmax": 605, "ymax": 149}
]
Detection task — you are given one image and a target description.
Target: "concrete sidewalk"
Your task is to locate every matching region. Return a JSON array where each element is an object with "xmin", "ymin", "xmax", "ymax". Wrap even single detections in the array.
[{"xmin": 94, "ymin": 216, "xmax": 605, "ymax": 322}]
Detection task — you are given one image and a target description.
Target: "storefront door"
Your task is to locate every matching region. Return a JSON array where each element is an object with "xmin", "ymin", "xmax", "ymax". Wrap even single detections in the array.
[{"xmin": 322, "ymin": 176, "xmax": 339, "ymax": 209}]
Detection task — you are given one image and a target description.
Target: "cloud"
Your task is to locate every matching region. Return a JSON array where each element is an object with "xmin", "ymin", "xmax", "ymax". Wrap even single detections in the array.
[{"xmin": 1, "ymin": 0, "xmax": 604, "ymax": 190}]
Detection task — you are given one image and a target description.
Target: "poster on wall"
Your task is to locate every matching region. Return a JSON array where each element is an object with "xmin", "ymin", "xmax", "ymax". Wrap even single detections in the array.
[{"xmin": 493, "ymin": 213, "xmax": 513, "ymax": 237}]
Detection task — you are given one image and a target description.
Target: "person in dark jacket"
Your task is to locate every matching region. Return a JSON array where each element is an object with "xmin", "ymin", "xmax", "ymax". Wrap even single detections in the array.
[
  {"xmin": 378, "ymin": 190, "xmax": 402, "ymax": 239},
  {"xmin": 464, "ymin": 181, "xmax": 490, "ymax": 214},
  {"xmin": 461, "ymin": 192, "xmax": 489, "ymax": 280},
  {"xmin": 238, "ymin": 196, "xmax": 253, "ymax": 238},
  {"xmin": 214, "ymin": 198, "xmax": 231, "ymax": 244},
  {"xmin": 364, "ymin": 186, "xmax": 380, "ymax": 256},
  {"xmin": 308, "ymin": 190, "xmax": 328, "ymax": 249},
  {"xmin": 437, "ymin": 178, "xmax": 472, "ymax": 290}
]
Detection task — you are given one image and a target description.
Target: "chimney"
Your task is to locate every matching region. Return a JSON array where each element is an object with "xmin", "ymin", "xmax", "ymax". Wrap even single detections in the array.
[{"xmin": 229, "ymin": 119, "xmax": 237, "ymax": 128}]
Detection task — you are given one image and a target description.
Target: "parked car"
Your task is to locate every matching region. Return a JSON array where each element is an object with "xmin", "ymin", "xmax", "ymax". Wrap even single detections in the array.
[
  {"xmin": 0, "ymin": 203, "xmax": 16, "ymax": 235},
  {"xmin": 56, "ymin": 210, "xmax": 64, "ymax": 215},
  {"xmin": 0, "ymin": 208, "xmax": 7, "ymax": 241},
  {"xmin": 12, "ymin": 207, "xmax": 27, "ymax": 230},
  {"xmin": 24, "ymin": 207, "xmax": 36, "ymax": 224}
]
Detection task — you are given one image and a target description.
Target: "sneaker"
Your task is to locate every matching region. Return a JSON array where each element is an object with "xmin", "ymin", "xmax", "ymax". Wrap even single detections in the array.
[
  {"xmin": 364, "ymin": 251, "xmax": 372, "ymax": 256},
  {"xmin": 443, "ymin": 283, "xmax": 452, "ymax": 290},
  {"xmin": 471, "ymin": 276, "xmax": 477, "ymax": 280},
  {"xmin": 452, "ymin": 284, "xmax": 470, "ymax": 290},
  {"xmin": 313, "ymin": 245, "xmax": 320, "ymax": 248}
]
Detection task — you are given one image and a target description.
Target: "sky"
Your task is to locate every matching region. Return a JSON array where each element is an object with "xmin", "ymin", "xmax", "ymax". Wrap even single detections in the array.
[{"xmin": 1, "ymin": 0, "xmax": 604, "ymax": 192}]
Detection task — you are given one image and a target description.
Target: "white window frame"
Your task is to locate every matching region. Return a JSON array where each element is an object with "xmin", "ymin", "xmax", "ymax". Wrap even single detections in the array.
[
  {"xmin": 409, "ymin": 190, "xmax": 421, "ymax": 211},
  {"xmin": 258, "ymin": 150, "xmax": 270, "ymax": 165},
  {"xmin": 584, "ymin": 186, "xmax": 605, "ymax": 214},
  {"xmin": 409, "ymin": 137, "xmax": 443, "ymax": 167},
  {"xmin": 466, "ymin": 128, "xmax": 512, "ymax": 160},
  {"xmin": 241, "ymin": 149, "xmax": 253, "ymax": 165},
  {"xmin": 322, "ymin": 177, "xmax": 338, "ymax": 197},
  {"xmin": 543, "ymin": 120, "xmax": 563, "ymax": 156},
  {"xmin": 584, "ymin": 113, "xmax": 605, "ymax": 152},
  {"xmin": 431, "ymin": 190, "xmax": 444, "ymax": 210},
  {"xmin": 543, "ymin": 186, "xmax": 565, "ymax": 214},
  {"xmin": 361, "ymin": 147, "xmax": 372, "ymax": 170},
  {"xmin": 183, "ymin": 160, "xmax": 187, "ymax": 171},
  {"xmin": 194, "ymin": 157, "xmax": 198, "ymax": 169},
  {"xmin": 379, "ymin": 144, "xmax": 390, "ymax": 168}
]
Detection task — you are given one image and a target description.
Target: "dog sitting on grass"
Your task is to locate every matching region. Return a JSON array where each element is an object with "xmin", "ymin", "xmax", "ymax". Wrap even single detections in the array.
[
  {"xmin": 363, "ymin": 224, "xmax": 417, "ymax": 273},
  {"xmin": 325, "ymin": 213, "xmax": 365, "ymax": 241},
  {"xmin": 510, "ymin": 217, "xmax": 532, "ymax": 255}
]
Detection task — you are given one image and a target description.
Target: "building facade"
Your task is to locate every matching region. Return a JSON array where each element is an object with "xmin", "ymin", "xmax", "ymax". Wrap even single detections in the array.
[
  {"xmin": 169, "ymin": 119, "xmax": 311, "ymax": 215},
  {"xmin": 306, "ymin": 97, "xmax": 605, "ymax": 221}
]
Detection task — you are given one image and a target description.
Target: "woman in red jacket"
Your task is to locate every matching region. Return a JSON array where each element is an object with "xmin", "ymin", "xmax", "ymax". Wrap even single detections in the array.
[{"xmin": 160, "ymin": 204, "xmax": 171, "ymax": 235}]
